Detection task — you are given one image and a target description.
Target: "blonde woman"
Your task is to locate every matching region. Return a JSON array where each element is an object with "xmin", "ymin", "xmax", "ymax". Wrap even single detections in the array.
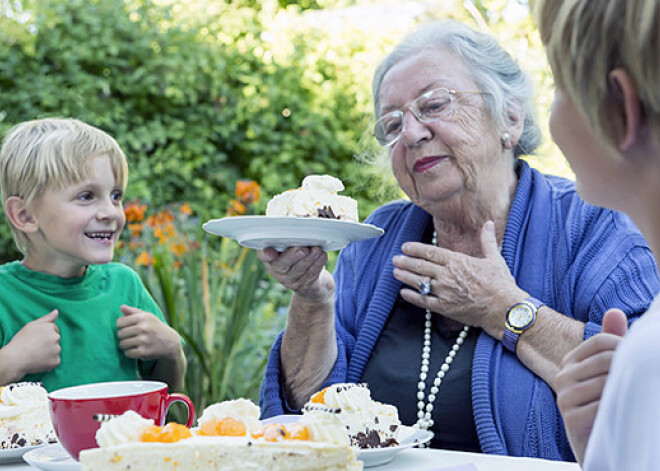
[{"xmin": 534, "ymin": 1, "xmax": 660, "ymax": 469}]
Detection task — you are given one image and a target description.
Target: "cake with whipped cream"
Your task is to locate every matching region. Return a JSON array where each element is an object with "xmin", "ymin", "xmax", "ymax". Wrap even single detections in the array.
[
  {"xmin": 79, "ymin": 398, "xmax": 362, "ymax": 471},
  {"xmin": 266, "ymin": 175, "xmax": 359, "ymax": 222},
  {"xmin": 304, "ymin": 383, "xmax": 400, "ymax": 449},
  {"xmin": 0, "ymin": 382, "xmax": 57, "ymax": 449}
]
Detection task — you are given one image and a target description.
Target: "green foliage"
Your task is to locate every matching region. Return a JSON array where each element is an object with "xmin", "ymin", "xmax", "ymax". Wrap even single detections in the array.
[
  {"xmin": 0, "ymin": 0, "xmax": 570, "ymax": 263},
  {"xmin": 0, "ymin": 0, "xmax": 377, "ymax": 261},
  {"xmin": 116, "ymin": 201, "xmax": 289, "ymax": 409}
]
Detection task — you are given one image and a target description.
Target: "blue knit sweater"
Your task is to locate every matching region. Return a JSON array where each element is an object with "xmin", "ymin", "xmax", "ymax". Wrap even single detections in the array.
[{"xmin": 260, "ymin": 161, "xmax": 660, "ymax": 460}]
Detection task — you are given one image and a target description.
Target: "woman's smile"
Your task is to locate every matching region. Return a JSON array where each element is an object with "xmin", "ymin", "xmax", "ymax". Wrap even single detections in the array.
[{"xmin": 413, "ymin": 155, "xmax": 447, "ymax": 173}]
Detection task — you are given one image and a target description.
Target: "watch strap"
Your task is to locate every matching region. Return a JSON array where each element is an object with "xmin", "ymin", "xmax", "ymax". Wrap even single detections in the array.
[{"xmin": 502, "ymin": 297, "xmax": 546, "ymax": 353}]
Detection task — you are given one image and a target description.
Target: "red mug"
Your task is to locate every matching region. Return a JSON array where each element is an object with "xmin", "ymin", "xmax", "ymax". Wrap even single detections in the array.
[{"xmin": 48, "ymin": 380, "xmax": 195, "ymax": 460}]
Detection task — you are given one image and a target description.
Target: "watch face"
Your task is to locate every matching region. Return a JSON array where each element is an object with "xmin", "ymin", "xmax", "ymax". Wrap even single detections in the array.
[{"xmin": 508, "ymin": 305, "xmax": 534, "ymax": 328}]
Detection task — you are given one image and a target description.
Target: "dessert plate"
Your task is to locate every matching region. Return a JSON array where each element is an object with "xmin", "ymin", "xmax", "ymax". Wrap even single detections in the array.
[
  {"xmin": 262, "ymin": 416, "xmax": 433, "ymax": 468},
  {"xmin": 22, "ymin": 444, "xmax": 81, "ymax": 471},
  {"xmin": 0, "ymin": 445, "xmax": 46, "ymax": 464},
  {"xmin": 359, "ymin": 425, "xmax": 433, "ymax": 467},
  {"xmin": 203, "ymin": 216, "xmax": 385, "ymax": 252}
]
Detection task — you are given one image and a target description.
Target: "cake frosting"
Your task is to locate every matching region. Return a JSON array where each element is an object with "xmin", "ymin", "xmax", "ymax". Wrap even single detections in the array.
[
  {"xmin": 196, "ymin": 398, "xmax": 262, "ymax": 435},
  {"xmin": 0, "ymin": 382, "xmax": 57, "ymax": 448},
  {"xmin": 266, "ymin": 175, "xmax": 359, "ymax": 222},
  {"xmin": 304, "ymin": 383, "xmax": 400, "ymax": 448},
  {"xmin": 80, "ymin": 399, "xmax": 362, "ymax": 471}
]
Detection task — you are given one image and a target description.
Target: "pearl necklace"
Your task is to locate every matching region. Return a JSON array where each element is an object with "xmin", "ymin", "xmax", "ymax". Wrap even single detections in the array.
[{"xmin": 414, "ymin": 231, "xmax": 470, "ymax": 431}]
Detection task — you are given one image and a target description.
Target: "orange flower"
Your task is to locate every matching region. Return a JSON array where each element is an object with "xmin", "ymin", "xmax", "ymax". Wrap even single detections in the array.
[
  {"xmin": 170, "ymin": 241, "xmax": 188, "ymax": 257},
  {"xmin": 135, "ymin": 251, "xmax": 154, "ymax": 266},
  {"xmin": 146, "ymin": 210, "xmax": 175, "ymax": 229},
  {"xmin": 179, "ymin": 203, "xmax": 192, "ymax": 216},
  {"xmin": 124, "ymin": 202, "xmax": 147, "ymax": 223},
  {"xmin": 235, "ymin": 180, "xmax": 261, "ymax": 205},
  {"xmin": 128, "ymin": 223, "xmax": 143, "ymax": 238},
  {"xmin": 227, "ymin": 199, "xmax": 246, "ymax": 216}
]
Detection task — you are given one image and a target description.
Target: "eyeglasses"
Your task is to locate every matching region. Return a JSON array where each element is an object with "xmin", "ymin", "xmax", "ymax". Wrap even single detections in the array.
[{"xmin": 373, "ymin": 87, "xmax": 488, "ymax": 147}]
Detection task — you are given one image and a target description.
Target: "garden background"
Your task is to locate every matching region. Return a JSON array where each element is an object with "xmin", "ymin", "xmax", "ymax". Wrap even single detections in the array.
[{"xmin": 0, "ymin": 0, "xmax": 571, "ymax": 414}]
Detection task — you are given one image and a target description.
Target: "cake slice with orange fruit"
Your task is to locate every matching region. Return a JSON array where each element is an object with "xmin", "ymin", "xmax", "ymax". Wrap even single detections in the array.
[
  {"xmin": 304, "ymin": 383, "xmax": 400, "ymax": 448},
  {"xmin": 79, "ymin": 399, "xmax": 362, "ymax": 471}
]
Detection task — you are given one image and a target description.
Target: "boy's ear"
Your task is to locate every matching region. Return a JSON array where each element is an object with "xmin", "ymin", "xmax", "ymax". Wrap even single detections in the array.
[
  {"xmin": 5, "ymin": 196, "xmax": 39, "ymax": 234},
  {"xmin": 608, "ymin": 68, "xmax": 642, "ymax": 151}
]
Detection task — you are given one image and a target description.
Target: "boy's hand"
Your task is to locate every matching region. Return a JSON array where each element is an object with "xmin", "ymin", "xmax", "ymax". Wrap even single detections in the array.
[
  {"xmin": 116, "ymin": 305, "xmax": 181, "ymax": 361},
  {"xmin": 0, "ymin": 310, "xmax": 61, "ymax": 382}
]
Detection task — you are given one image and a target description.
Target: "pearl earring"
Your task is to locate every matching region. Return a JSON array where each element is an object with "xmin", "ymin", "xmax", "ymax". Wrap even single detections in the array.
[{"xmin": 501, "ymin": 132, "xmax": 511, "ymax": 148}]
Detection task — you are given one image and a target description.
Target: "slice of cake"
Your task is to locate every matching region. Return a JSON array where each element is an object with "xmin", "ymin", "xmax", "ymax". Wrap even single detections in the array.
[
  {"xmin": 79, "ymin": 399, "xmax": 363, "ymax": 471},
  {"xmin": 304, "ymin": 383, "xmax": 400, "ymax": 448},
  {"xmin": 266, "ymin": 175, "xmax": 359, "ymax": 222},
  {"xmin": 0, "ymin": 382, "xmax": 57, "ymax": 448}
]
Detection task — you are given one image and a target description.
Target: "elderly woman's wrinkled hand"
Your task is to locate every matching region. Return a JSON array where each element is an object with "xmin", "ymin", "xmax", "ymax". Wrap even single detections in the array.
[
  {"xmin": 392, "ymin": 221, "xmax": 526, "ymax": 334},
  {"xmin": 257, "ymin": 246, "xmax": 334, "ymax": 302}
]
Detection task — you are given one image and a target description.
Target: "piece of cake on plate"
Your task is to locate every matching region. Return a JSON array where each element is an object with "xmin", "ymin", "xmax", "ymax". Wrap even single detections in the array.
[
  {"xmin": 79, "ymin": 398, "xmax": 363, "ymax": 471},
  {"xmin": 266, "ymin": 175, "xmax": 359, "ymax": 222},
  {"xmin": 304, "ymin": 383, "xmax": 400, "ymax": 448},
  {"xmin": 0, "ymin": 382, "xmax": 57, "ymax": 449}
]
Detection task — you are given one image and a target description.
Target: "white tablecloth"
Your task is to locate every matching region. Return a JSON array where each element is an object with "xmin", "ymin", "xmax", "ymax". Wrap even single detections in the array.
[
  {"xmin": 379, "ymin": 448, "xmax": 580, "ymax": 470},
  {"xmin": 1, "ymin": 447, "xmax": 581, "ymax": 471}
]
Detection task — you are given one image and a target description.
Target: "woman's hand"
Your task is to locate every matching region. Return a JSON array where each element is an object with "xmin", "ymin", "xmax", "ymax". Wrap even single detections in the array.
[
  {"xmin": 257, "ymin": 246, "xmax": 334, "ymax": 303},
  {"xmin": 392, "ymin": 221, "xmax": 526, "ymax": 334},
  {"xmin": 554, "ymin": 309, "xmax": 627, "ymax": 465},
  {"xmin": 258, "ymin": 245, "xmax": 337, "ymax": 408}
]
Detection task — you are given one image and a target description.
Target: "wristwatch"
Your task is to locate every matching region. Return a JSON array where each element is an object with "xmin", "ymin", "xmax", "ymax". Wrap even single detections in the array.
[{"xmin": 503, "ymin": 297, "xmax": 545, "ymax": 353}]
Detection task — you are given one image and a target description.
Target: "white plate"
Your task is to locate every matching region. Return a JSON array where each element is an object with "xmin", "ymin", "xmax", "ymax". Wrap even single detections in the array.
[
  {"xmin": 22, "ymin": 444, "xmax": 81, "ymax": 471},
  {"xmin": 262, "ymin": 415, "xmax": 433, "ymax": 468},
  {"xmin": 0, "ymin": 445, "xmax": 46, "ymax": 464},
  {"xmin": 202, "ymin": 216, "xmax": 384, "ymax": 252},
  {"xmin": 359, "ymin": 426, "xmax": 433, "ymax": 467}
]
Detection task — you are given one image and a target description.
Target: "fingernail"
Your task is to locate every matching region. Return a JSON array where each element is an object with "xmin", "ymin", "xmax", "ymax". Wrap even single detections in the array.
[{"xmin": 486, "ymin": 221, "xmax": 495, "ymax": 233}]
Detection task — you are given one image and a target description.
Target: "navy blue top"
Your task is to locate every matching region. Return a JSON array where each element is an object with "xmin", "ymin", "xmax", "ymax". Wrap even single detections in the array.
[
  {"xmin": 362, "ymin": 297, "xmax": 481, "ymax": 452},
  {"xmin": 260, "ymin": 161, "xmax": 660, "ymax": 461}
]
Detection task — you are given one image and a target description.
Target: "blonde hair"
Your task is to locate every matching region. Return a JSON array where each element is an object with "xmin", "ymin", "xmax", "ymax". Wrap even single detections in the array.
[
  {"xmin": 534, "ymin": 0, "xmax": 660, "ymax": 147},
  {"xmin": 0, "ymin": 118, "xmax": 128, "ymax": 254}
]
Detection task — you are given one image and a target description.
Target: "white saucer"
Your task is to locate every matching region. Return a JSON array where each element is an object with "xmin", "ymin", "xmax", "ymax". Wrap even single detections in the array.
[
  {"xmin": 22, "ymin": 444, "xmax": 81, "ymax": 471},
  {"xmin": 0, "ymin": 445, "xmax": 46, "ymax": 464},
  {"xmin": 202, "ymin": 216, "xmax": 384, "ymax": 252}
]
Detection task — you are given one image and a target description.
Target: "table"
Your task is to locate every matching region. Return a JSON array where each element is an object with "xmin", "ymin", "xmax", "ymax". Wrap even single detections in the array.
[
  {"xmin": 379, "ymin": 448, "xmax": 581, "ymax": 470},
  {"xmin": 1, "ymin": 448, "xmax": 581, "ymax": 470}
]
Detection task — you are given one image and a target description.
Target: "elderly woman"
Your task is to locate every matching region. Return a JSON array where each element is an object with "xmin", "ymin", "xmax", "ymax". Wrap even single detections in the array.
[{"xmin": 258, "ymin": 20, "xmax": 659, "ymax": 460}]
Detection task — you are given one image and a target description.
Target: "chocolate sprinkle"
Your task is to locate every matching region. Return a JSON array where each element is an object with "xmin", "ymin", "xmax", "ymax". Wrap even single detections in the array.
[{"xmin": 317, "ymin": 206, "xmax": 339, "ymax": 219}]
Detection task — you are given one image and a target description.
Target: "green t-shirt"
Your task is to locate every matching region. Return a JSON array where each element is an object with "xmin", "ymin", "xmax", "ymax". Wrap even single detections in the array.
[{"xmin": 0, "ymin": 261, "xmax": 167, "ymax": 392}]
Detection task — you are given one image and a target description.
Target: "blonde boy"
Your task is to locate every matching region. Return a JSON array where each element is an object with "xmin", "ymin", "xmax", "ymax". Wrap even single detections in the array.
[
  {"xmin": 0, "ymin": 118, "xmax": 186, "ymax": 391},
  {"xmin": 534, "ymin": 1, "xmax": 660, "ymax": 469}
]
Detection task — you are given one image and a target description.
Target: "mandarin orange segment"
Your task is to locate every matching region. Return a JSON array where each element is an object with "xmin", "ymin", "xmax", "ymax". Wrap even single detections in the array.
[
  {"xmin": 287, "ymin": 424, "xmax": 310, "ymax": 441},
  {"xmin": 252, "ymin": 423, "xmax": 288, "ymax": 441},
  {"xmin": 198, "ymin": 418, "xmax": 247, "ymax": 437},
  {"xmin": 141, "ymin": 423, "xmax": 192, "ymax": 443},
  {"xmin": 310, "ymin": 386, "xmax": 328, "ymax": 404}
]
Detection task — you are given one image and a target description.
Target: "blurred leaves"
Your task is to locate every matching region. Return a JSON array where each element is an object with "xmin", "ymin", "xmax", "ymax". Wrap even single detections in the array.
[
  {"xmin": 117, "ymin": 190, "xmax": 290, "ymax": 409},
  {"xmin": 0, "ymin": 0, "xmax": 570, "ymax": 266}
]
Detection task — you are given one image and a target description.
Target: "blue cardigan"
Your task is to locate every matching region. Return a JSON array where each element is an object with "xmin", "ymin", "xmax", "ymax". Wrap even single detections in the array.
[{"xmin": 260, "ymin": 161, "xmax": 659, "ymax": 460}]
